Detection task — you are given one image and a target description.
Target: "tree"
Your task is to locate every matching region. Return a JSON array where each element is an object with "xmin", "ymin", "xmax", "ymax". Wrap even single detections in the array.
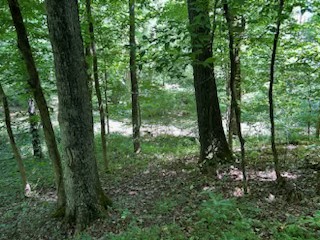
[
  {"xmin": 86, "ymin": 0, "xmax": 108, "ymax": 171},
  {"xmin": 223, "ymin": 0, "xmax": 247, "ymax": 194},
  {"xmin": 129, "ymin": 0, "xmax": 141, "ymax": 153},
  {"xmin": 7, "ymin": 0, "xmax": 66, "ymax": 209},
  {"xmin": 226, "ymin": 14, "xmax": 245, "ymax": 149},
  {"xmin": 187, "ymin": 0, "xmax": 232, "ymax": 174},
  {"xmin": 0, "ymin": 84, "xmax": 28, "ymax": 194},
  {"xmin": 269, "ymin": 0, "xmax": 285, "ymax": 184},
  {"xmin": 28, "ymin": 98, "xmax": 43, "ymax": 159},
  {"xmin": 45, "ymin": 0, "xmax": 112, "ymax": 229}
]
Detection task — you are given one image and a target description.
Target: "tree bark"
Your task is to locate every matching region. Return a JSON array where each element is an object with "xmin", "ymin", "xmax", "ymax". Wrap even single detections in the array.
[
  {"xmin": 28, "ymin": 98, "xmax": 43, "ymax": 159},
  {"xmin": 7, "ymin": 0, "xmax": 65, "ymax": 209},
  {"xmin": 187, "ymin": 0, "xmax": 232, "ymax": 174},
  {"xmin": 129, "ymin": 0, "xmax": 141, "ymax": 153},
  {"xmin": 104, "ymin": 70, "xmax": 110, "ymax": 134},
  {"xmin": 315, "ymin": 113, "xmax": 320, "ymax": 139},
  {"xmin": 224, "ymin": 1, "xmax": 248, "ymax": 194},
  {"xmin": 269, "ymin": 0, "xmax": 285, "ymax": 184},
  {"xmin": 86, "ymin": 0, "xmax": 108, "ymax": 171},
  {"xmin": 46, "ymin": 0, "xmax": 112, "ymax": 229},
  {"xmin": 0, "ymin": 84, "xmax": 28, "ymax": 194}
]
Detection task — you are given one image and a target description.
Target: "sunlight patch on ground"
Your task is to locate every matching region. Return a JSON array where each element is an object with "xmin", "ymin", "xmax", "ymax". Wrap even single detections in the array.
[{"xmin": 217, "ymin": 166, "xmax": 299, "ymax": 182}]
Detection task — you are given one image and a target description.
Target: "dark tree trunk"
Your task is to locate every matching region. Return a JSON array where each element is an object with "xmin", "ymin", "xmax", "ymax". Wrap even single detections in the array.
[
  {"xmin": 46, "ymin": 0, "xmax": 112, "ymax": 229},
  {"xmin": 187, "ymin": 0, "xmax": 232, "ymax": 174},
  {"xmin": 86, "ymin": 0, "xmax": 108, "ymax": 171},
  {"xmin": 0, "ymin": 84, "xmax": 28, "ymax": 194},
  {"xmin": 315, "ymin": 113, "xmax": 320, "ymax": 139},
  {"xmin": 269, "ymin": 0, "xmax": 285, "ymax": 184},
  {"xmin": 7, "ymin": 0, "xmax": 65, "ymax": 209},
  {"xmin": 28, "ymin": 98, "xmax": 43, "ymax": 159},
  {"xmin": 129, "ymin": 0, "xmax": 141, "ymax": 153},
  {"xmin": 224, "ymin": 1, "xmax": 248, "ymax": 194}
]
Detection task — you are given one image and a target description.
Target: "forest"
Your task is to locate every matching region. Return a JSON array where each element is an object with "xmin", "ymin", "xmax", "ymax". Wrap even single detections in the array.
[{"xmin": 0, "ymin": 0, "xmax": 319, "ymax": 239}]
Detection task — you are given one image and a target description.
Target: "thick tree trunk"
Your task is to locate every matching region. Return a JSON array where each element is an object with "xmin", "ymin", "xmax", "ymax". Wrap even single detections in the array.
[
  {"xmin": 269, "ymin": 0, "xmax": 285, "ymax": 184},
  {"xmin": 224, "ymin": 1, "xmax": 248, "ymax": 194},
  {"xmin": 7, "ymin": 0, "xmax": 65, "ymax": 209},
  {"xmin": 28, "ymin": 98, "xmax": 43, "ymax": 159},
  {"xmin": 46, "ymin": 0, "xmax": 111, "ymax": 229},
  {"xmin": 86, "ymin": 0, "xmax": 108, "ymax": 171},
  {"xmin": 129, "ymin": 0, "xmax": 141, "ymax": 153},
  {"xmin": 0, "ymin": 84, "xmax": 28, "ymax": 194},
  {"xmin": 187, "ymin": 0, "xmax": 232, "ymax": 174}
]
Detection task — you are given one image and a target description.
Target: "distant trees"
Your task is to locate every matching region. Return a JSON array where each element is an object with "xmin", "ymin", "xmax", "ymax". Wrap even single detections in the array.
[
  {"xmin": 46, "ymin": 0, "xmax": 111, "ymax": 229},
  {"xmin": 187, "ymin": 0, "xmax": 232, "ymax": 174},
  {"xmin": 28, "ymin": 98, "xmax": 43, "ymax": 159},
  {"xmin": 86, "ymin": 0, "xmax": 108, "ymax": 171}
]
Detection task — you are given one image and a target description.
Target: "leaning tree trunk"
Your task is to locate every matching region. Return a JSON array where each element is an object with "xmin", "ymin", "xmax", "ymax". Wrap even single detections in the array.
[
  {"xmin": 46, "ymin": 0, "xmax": 112, "ymax": 230},
  {"xmin": 86, "ymin": 0, "xmax": 108, "ymax": 171},
  {"xmin": 187, "ymin": 0, "xmax": 232, "ymax": 174},
  {"xmin": 224, "ymin": 1, "xmax": 248, "ymax": 194},
  {"xmin": 269, "ymin": 0, "xmax": 285, "ymax": 184},
  {"xmin": 0, "ymin": 84, "xmax": 28, "ymax": 194},
  {"xmin": 129, "ymin": 0, "xmax": 141, "ymax": 153},
  {"xmin": 7, "ymin": 0, "xmax": 65, "ymax": 209},
  {"xmin": 28, "ymin": 98, "xmax": 43, "ymax": 159}
]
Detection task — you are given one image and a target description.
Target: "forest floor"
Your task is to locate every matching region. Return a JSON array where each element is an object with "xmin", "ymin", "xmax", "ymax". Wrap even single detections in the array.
[{"xmin": 0, "ymin": 133, "xmax": 319, "ymax": 240}]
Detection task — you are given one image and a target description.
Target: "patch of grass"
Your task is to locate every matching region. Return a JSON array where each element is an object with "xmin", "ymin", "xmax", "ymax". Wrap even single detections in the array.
[
  {"xmin": 189, "ymin": 192, "xmax": 260, "ymax": 240},
  {"xmin": 152, "ymin": 197, "xmax": 178, "ymax": 215},
  {"xmin": 103, "ymin": 224, "xmax": 185, "ymax": 240}
]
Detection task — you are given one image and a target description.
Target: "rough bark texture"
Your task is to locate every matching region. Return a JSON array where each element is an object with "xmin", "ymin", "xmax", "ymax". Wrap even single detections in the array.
[
  {"xmin": 46, "ymin": 0, "xmax": 111, "ymax": 229},
  {"xmin": 7, "ymin": 0, "xmax": 65, "ymax": 208},
  {"xmin": 86, "ymin": 0, "xmax": 108, "ymax": 171},
  {"xmin": 269, "ymin": 0, "xmax": 285, "ymax": 184},
  {"xmin": 224, "ymin": 1, "xmax": 248, "ymax": 194},
  {"xmin": 129, "ymin": 0, "xmax": 141, "ymax": 153},
  {"xmin": 187, "ymin": 0, "xmax": 232, "ymax": 174},
  {"xmin": 28, "ymin": 98, "xmax": 43, "ymax": 159},
  {"xmin": 0, "ymin": 84, "xmax": 28, "ymax": 193}
]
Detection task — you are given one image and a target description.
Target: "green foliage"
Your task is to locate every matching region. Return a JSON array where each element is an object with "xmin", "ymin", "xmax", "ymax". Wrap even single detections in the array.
[
  {"xmin": 273, "ymin": 211, "xmax": 320, "ymax": 239},
  {"xmin": 191, "ymin": 193, "xmax": 259, "ymax": 240},
  {"xmin": 104, "ymin": 224, "xmax": 185, "ymax": 240}
]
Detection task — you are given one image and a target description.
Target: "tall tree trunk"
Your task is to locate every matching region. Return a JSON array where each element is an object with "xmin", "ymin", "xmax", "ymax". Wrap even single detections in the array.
[
  {"xmin": 86, "ymin": 0, "xmax": 108, "ymax": 171},
  {"xmin": 269, "ymin": 0, "xmax": 285, "ymax": 184},
  {"xmin": 187, "ymin": 0, "xmax": 232, "ymax": 174},
  {"xmin": 226, "ymin": 15, "xmax": 244, "ymax": 150},
  {"xmin": 224, "ymin": 1, "xmax": 248, "ymax": 194},
  {"xmin": 0, "ymin": 84, "xmax": 28, "ymax": 194},
  {"xmin": 129, "ymin": 0, "xmax": 141, "ymax": 153},
  {"xmin": 7, "ymin": 0, "xmax": 65, "ymax": 209},
  {"xmin": 28, "ymin": 98, "xmax": 43, "ymax": 159},
  {"xmin": 104, "ymin": 70, "xmax": 110, "ymax": 134},
  {"xmin": 46, "ymin": 0, "xmax": 112, "ymax": 229}
]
